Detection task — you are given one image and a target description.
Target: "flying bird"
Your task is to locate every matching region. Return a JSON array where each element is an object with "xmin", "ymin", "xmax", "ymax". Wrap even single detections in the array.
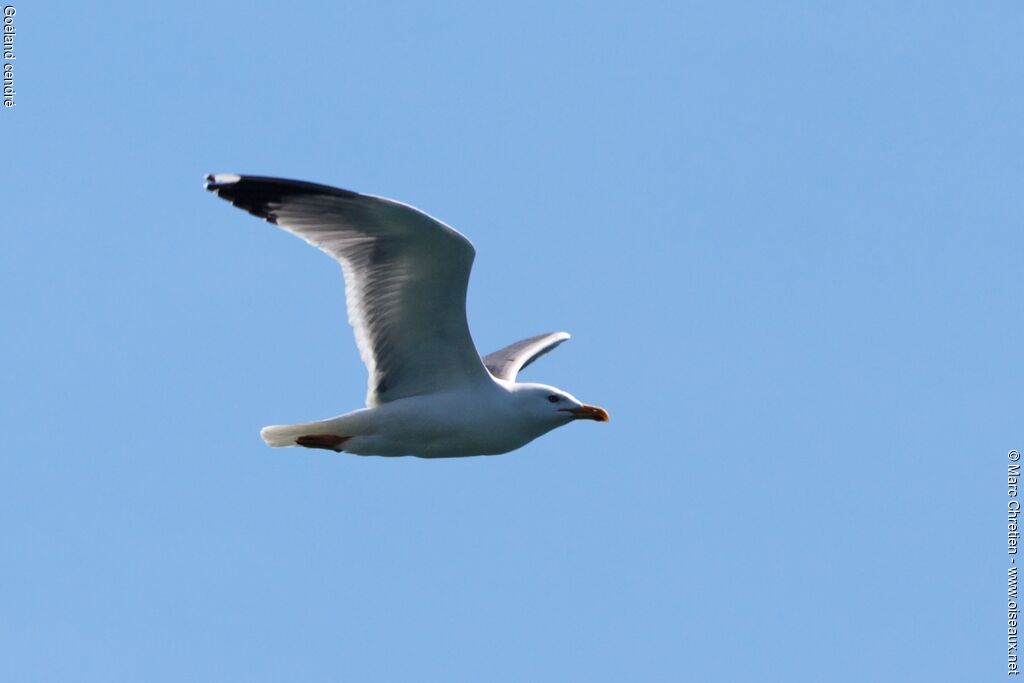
[{"xmin": 204, "ymin": 174, "xmax": 608, "ymax": 458}]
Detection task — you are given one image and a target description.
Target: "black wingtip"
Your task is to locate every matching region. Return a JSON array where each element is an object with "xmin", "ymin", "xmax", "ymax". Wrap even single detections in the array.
[
  {"xmin": 204, "ymin": 174, "xmax": 362, "ymax": 225},
  {"xmin": 204, "ymin": 172, "xmax": 239, "ymax": 193}
]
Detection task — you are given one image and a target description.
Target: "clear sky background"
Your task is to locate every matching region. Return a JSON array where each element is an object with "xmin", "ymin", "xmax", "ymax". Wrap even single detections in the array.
[{"xmin": 3, "ymin": 2, "xmax": 1019, "ymax": 680}]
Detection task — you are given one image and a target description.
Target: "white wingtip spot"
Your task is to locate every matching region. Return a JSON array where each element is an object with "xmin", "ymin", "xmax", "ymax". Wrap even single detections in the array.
[{"xmin": 207, "ymin": 173, "xmax": 241, "ymax": 185}]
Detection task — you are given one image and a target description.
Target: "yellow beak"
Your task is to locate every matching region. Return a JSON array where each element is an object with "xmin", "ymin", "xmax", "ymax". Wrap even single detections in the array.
[{"xmin": 562, "ymin": 404, "xmax": 610, "ymax": 422}]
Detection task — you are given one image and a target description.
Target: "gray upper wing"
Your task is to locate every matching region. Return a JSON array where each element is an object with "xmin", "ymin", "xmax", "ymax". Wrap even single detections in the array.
[
  {"xmin": 482, "ymin": 332, "xmax": 570, "ymax": 381},
  {"xmin": 205, "ymin": 173, "xmax": 493, "ymax": 406}
]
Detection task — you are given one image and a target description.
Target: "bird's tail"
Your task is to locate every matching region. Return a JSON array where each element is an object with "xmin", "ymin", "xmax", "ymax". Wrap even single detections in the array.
[
  {"xmin": 260, "ymin": 412, "xmax": 362, "ymax": 449},
  {"xmin": 259, "ymin": 420, "xmax": 343, "ymax": 448},
  {"xmin": 260, "ymin": 424, "xmax": 308, "ymax": 447}
]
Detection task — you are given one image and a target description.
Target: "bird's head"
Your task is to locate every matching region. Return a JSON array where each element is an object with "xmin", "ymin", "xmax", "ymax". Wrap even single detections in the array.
[{"xmin": 510, "ymin": 382, "xmax": 609, "ymax": 426}]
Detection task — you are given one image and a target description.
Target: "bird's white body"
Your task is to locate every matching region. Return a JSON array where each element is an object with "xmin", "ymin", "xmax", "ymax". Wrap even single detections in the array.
[
  {"xmin": 205, "ymin": 173, "xmax": 607, "ymax": 458},
  {"xmin": 262, "ymin": 381, "xmax": 573, "ymax": 458}
]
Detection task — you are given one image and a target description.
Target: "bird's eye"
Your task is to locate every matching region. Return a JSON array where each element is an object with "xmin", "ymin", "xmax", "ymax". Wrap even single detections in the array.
[{"xmin": 547, "ymin": 395, "xmax": 560, "ymax": 403}]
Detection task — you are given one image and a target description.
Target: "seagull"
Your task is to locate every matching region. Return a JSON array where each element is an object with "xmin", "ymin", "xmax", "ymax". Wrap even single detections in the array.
[{"xmin": 205, "ymin": 174, "xmax": 608, "ymax": 458}]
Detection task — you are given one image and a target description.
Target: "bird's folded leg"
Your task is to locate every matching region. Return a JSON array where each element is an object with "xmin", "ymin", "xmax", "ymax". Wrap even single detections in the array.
[{"xmin": 295, "ymin": 435, "xmax": 352, "ymax": 452}]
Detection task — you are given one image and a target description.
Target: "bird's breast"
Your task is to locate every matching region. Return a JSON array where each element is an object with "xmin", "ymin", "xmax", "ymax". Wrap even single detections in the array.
[{"xmin": 366, "ymin": 388, "xmax": 545, "ymax": 456}]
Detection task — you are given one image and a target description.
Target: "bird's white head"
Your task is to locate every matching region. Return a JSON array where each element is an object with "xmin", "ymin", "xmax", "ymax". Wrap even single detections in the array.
[{"xmin": 509, "ymin": 382, "xmax": 610, "ymax": 427}]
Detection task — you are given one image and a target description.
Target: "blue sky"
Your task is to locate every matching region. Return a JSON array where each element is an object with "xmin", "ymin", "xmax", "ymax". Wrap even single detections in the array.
[{"xmin": 2, "ymin": 2, "xmax": 1018, "ymax": 680}]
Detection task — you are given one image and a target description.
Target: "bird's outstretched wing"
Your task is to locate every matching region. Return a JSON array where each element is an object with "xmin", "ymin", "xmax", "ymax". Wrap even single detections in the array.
[
  {"xmin": 205, "ymin": 174, "xmax": 492, "ymax": 407},
  {"xmin": 483, "ymin": 332, "xmax": 570, "ymax": 381}
]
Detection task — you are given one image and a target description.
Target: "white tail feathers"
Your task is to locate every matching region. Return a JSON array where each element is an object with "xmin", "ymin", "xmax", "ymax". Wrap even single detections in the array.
[
  {"xmin": 260, "ymin": 424, "xmax": 305, "ymax": 447},
  {"xmin": 260, "ymin": 415, "xmax": 357, "ymax": 448}
]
